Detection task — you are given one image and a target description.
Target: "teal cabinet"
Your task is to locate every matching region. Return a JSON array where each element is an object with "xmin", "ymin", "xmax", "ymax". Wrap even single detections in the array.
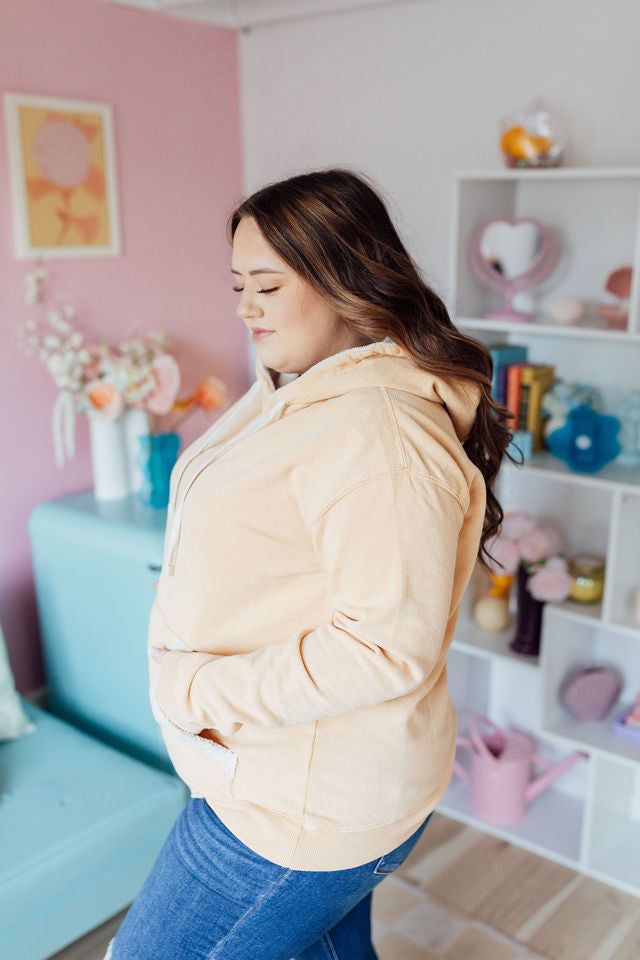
[{"xmin": 28, "ymin": 491, "xmax": 172, "ymax": 773}]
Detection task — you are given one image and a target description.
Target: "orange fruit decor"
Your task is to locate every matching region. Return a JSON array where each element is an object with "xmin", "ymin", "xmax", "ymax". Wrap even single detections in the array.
[
  {"xmin": 501, "ymin": 125, "xmax": 551, "ymax": 162},
  {"xmin": 488, "ymin": 572, "xmax": 513, "ymax": 599}
]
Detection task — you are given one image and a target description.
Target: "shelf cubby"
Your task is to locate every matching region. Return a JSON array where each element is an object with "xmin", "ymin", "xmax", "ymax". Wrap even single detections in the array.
[
  {"xmin": 439, "ymin": 769, "xmax": 586, "ymax": 868},
  {"xmin": 607, "ymin": 492, "xmax": 640, "ymax": 632},
  {"xmin": 540, "ymin": 606, "xmax": 640, "ymax": 768},
  {"xmin": 585, "ymin": 755, "xmax": 640, "ymax": 893},
  {"xmin": 451, "ymin": 168, "xmax": 640, "ymax": 336},
  {"xmin": 496, "ymin": 459, "xmax": 612, "ymax": 565}
]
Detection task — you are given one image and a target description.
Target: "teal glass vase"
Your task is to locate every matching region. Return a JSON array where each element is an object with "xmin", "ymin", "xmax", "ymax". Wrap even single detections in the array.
[{"xmin": 138, "ymin": 432, "xmax": 181, "ymax": 508}]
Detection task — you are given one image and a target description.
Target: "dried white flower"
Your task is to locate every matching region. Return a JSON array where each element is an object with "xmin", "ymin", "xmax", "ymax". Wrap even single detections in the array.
[
  {"xmin": 148, "ymin": 328, "xmax": 169, "ymax": 349},
  {"xmin": 24, "ymin": 268, "xmax": 47, "ymax": 305},
  {"xmin": 49, "ymin": 314, "xmax": 72, "ymax": 334},
  {"xmin": 48, "ymin": 354, "xmax": 70, "ymax": 376}
]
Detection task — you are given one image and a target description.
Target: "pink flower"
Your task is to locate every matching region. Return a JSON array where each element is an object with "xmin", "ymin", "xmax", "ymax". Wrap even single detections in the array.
[
  {"xmin": 146, "ymin": 353, "xmax": 181, "ymax": 415},
  {"xmin": 485, "ymin": 534, "xmax": 521, "ymax": 575},
  {"xmin": 518, "ymin": 527, "xmax": 564, "ymax": 564},
  {"xmin": 527, "ymin": 556, "xmax": 572, "ymax": 602},
  {"xmin": 501, "ymin": 511, "xmax": 538, "ymax": 540}
]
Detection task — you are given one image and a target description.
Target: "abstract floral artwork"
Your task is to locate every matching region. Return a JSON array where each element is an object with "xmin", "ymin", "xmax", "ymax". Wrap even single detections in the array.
[{"xmin": 3, "ymin": 92, "xmax": 121, "ymax": 259}]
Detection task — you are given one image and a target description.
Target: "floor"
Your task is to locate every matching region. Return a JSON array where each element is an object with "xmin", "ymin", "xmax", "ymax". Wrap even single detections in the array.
[{"xmin": 49, "ymin": 813, "xmax": 640, "ymax": 960}]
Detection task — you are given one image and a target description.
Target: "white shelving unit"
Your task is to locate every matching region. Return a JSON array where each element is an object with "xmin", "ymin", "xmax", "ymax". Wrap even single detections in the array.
[{"xmin": 440, "ymin": 167, "xmax": 640, "ymax": 897}]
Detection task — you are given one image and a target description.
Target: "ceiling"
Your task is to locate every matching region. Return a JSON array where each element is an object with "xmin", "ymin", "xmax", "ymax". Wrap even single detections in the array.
[{"xmin": 97, "ymin": 0, "xmax": 418, "ymax": 30}]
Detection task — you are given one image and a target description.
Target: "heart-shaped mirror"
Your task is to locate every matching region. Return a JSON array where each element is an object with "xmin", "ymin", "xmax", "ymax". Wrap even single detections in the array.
[
  {"xmin": 479, "ymin": 220, "xmax": 543, "ymax": 279},
  {"xmin": 468, "ymin": 217, "xmax": 558, "ymax": 322}
]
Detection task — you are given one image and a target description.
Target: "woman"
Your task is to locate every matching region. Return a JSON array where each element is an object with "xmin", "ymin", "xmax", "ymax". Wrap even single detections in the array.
[{"xmin": 106, "ymin": 168, "xmax": 516, "ymax": 959}]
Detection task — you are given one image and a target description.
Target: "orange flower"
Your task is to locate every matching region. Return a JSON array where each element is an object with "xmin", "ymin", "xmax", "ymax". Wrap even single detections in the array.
[
  {"xmin": 85, "ymin": 379, "xmax": 124, "ymax": 420},
  {"xmin": 170, "ymin": 376, "xmax": 227, "ymax": 416},
  {"xmin": 193, "ymin": 376, "xmax": 227, "ymax": 411}
]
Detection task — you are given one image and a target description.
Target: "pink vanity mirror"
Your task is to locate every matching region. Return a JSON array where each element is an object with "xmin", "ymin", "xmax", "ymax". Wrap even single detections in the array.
[{"xmin": 468, "ymin": 217, "xmax": 558, "ymax": 322}]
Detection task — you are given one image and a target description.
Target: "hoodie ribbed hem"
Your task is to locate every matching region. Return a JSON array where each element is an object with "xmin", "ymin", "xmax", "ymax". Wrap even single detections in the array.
[{"xmin": 202, "ymin": 789, "xmax": 445, "ymax": 872}]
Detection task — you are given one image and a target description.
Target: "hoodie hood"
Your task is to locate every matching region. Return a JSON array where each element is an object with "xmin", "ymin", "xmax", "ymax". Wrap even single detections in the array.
[
  {"xmin": 163, "ymin": 337, "xmax": 481, "ymax": 576},
  {"xmin": 255, "ymin": 336, "xmax": 481, "ymax": 445}
]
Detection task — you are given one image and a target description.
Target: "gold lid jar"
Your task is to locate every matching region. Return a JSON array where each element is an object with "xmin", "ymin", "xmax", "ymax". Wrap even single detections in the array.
[{"xmin": 568, "ymin": 554, "xmax": 605, "ymax": 603}]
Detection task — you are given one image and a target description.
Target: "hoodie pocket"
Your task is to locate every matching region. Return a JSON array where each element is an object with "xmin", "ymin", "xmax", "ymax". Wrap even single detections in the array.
[{"xmin": 147, "ymin": 601, "xmax": 238, "ymax": 796}]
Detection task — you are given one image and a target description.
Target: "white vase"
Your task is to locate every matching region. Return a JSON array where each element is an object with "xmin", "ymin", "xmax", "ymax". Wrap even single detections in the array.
[
  {"xmin": 88, "ymin": 413, "xmax": 130, "ymax": 501},
  {"xmin": 121, "ymin": 407, "xmax": 151, "ymax": 494}
]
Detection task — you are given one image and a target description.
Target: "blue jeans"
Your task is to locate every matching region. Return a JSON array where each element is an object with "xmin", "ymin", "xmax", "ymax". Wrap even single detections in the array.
[{"xmin": 106, "ymin": 798, "xmax": 433, "ymax": 959}]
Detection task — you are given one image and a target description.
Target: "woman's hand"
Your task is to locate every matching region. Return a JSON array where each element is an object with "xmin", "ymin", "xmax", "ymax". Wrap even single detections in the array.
[{"xmin": 149, "ymin": 648, "xmax": 224, "ymax": 735}]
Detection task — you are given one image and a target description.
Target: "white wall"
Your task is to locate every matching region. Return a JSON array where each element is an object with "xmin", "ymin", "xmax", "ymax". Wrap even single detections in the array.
[{"xmin": 239, "ymin": 0, "xmax": 640, "ymax": 321}]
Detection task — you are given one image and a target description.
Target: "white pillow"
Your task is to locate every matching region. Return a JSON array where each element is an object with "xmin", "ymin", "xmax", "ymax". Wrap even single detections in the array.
[{"xmin": 0, "ymin": 622, "xmax": 36, "ymax": 741}]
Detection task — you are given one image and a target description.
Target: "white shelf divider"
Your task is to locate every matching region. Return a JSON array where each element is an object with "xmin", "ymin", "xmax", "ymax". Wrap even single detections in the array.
[{"xmin": 457, "ymin": 316, "xmax": 640, "ymax": 343}]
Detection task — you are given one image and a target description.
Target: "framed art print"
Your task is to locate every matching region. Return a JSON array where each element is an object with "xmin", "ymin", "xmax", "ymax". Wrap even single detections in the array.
[{"xmin": 3, "ymin": 92, "xmax": 122, "ymax": 259}]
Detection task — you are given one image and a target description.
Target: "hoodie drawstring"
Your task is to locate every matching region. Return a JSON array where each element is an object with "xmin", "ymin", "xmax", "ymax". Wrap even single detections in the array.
[{"xmin": 165, "ymin": 394, "xmax": 287, "ymax": 576}]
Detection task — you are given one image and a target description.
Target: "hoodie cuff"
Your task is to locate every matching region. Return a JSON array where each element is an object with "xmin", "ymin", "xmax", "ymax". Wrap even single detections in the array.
[{"xmin": 152, "ymin": 650, "xmax": 221, "ymax": 732}]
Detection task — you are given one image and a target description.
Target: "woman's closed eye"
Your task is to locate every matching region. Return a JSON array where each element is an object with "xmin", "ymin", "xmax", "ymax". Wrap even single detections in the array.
[{"xmin": 232, "ymin": 286, "xmax": 279, "ymax": 294}]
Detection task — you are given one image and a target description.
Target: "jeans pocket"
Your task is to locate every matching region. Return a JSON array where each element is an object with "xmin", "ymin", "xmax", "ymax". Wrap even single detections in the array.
[
  {"xmin": 372, "ymin": 853, "xmax": 405, "ymax": 875},
  {"xmin": 372, "ymin": 811, "xmax": 433, "ymax": 875}
]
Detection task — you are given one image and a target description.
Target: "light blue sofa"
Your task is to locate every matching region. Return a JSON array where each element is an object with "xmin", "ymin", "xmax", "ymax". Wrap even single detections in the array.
[{"xmin": 0, "ymin": 701, "xmax": 187, "ymax": 960}]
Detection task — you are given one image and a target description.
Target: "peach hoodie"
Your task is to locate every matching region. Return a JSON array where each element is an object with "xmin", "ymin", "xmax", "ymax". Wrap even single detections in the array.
[{"xmin": 148, "ymin": 337, "xmax": 486, "ymax": 871}]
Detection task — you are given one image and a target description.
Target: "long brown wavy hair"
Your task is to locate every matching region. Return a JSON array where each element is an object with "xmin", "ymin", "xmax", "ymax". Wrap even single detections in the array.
[{"xmin": 228, "ymin": 168, "xmax": 521, "ymax": 571}]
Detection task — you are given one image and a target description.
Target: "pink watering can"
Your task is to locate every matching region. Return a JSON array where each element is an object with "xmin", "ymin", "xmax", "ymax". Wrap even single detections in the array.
[{"xmin": 452, "ymin": 715, "xmax": 588, "ymax": 825}]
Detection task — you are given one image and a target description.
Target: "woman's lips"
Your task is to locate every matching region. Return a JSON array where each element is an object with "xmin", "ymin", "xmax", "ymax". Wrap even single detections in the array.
[{"xmin": 252, "ymin": 329, "xmax": 275, "ymax": 340}]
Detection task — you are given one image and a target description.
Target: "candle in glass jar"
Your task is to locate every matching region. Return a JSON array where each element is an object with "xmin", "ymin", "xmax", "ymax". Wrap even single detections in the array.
[{"xmin": 568, "ymin": 554, "xmax": 605, "ymax": 603}]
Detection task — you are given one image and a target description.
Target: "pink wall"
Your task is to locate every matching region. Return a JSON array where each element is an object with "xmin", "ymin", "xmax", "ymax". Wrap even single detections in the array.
[{"xmin": 0, "ymin": 0, "xmax": 245, "ymax": 695}]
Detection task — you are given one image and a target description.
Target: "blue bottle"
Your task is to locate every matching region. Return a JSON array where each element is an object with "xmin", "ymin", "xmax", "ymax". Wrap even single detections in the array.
[{"xmin": 138, "ymin": 432, "xmax": 181, "ymax": 508}]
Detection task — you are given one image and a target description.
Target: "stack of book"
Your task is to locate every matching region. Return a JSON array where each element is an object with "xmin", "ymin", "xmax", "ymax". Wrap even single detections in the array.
[{"xmin": 489, "ymin": 344, "xmax": 557, "ymax": 453}]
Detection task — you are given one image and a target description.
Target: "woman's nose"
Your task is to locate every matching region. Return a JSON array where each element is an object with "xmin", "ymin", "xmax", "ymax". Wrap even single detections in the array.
[{"xmin": 236, "ymin": 288, "xmax": 263, "ymax": 320}]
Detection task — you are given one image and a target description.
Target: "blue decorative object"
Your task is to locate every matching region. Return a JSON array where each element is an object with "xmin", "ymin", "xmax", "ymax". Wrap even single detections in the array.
[
  {"xmin": 546, "ymin": 404, "xmax": 621, "ymax": 473},
  {"xmin": 138, "ymin": 432, "xmax": 181, "ymax": 508},
  {"xmin": 541, "ymin": 381, "xmax": 604, "ymax": 442}
]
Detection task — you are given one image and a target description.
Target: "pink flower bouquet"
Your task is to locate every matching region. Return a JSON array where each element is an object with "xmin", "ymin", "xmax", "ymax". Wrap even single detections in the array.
[{"xmin": 484, "ymin": 510, "xmax": 572, "ymax": 603}]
